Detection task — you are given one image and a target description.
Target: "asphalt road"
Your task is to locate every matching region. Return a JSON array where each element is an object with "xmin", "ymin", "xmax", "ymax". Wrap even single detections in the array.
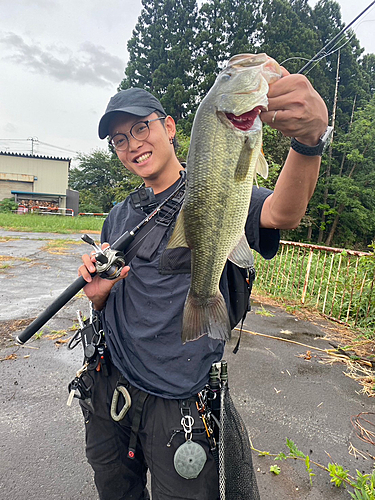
[{"xmin": 1, "ymin": 230, "xmax": 374, "ymax": 499}]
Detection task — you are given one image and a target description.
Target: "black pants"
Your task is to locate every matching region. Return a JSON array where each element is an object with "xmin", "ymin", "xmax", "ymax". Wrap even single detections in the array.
[{"xmin": 79, "ymin": 363, "xmax": 219, "ymax": 500}]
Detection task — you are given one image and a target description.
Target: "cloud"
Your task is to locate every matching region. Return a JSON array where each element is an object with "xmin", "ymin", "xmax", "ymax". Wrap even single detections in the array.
[
  {"xmin": 0, "ymin": 32, "xmax": 125, "ymax": 88},
  {"xmin": 3, "ymin": 123, "xmax": 17, "ymax": 134}
]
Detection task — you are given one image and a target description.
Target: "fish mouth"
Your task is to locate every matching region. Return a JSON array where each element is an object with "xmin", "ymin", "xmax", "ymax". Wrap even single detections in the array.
[{"xmin": 225, "ymin": 106, "xmax": 263, "ymax": 131}]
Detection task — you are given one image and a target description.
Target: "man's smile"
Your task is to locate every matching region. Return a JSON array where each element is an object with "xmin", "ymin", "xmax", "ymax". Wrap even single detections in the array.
[{"xmin": 134, "ymin": 152, "xmax": 152, "ymax": 164}]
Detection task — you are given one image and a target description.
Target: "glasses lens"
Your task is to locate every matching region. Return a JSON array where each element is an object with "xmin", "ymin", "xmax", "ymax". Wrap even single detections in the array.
[
  {"xmin": 111, "ymin": 134, "xmax": 128, "ymax": 151},
  {"xmin": 131, "ymin": 121, "xmax": 150, "ymax": 141}
]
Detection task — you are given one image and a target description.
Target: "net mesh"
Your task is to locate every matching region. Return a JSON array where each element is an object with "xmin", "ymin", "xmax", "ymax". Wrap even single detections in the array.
[{"xmin": 218, "ymin": 384, "xmax": 260, "ymax": 500}]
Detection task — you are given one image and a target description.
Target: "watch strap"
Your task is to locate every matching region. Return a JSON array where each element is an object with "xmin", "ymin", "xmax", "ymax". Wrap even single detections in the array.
[
  {"xmin": 290, "ymin": 137, "xmax": 324, "ymax": 156},
  {"xmin": 290, "ymin": 126, "xmax": 333, "ymax": 157}
]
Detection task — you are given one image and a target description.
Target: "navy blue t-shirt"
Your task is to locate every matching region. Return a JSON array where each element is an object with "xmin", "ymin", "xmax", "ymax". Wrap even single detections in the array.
[{"xmin": 101, "ymin": 182, "xmax": 279, "ymax": 399}]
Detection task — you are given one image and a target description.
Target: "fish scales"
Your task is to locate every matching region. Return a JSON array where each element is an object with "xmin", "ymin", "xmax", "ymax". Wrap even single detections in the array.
[{"xmin": 167, "ymin": 53, "xmax": 282, "ymax": 343}]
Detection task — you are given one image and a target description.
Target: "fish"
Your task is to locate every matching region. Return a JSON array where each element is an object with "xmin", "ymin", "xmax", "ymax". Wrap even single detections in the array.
[{"xmin": 167, "ymin": 53, "xmax": 283, "ymax": 343}]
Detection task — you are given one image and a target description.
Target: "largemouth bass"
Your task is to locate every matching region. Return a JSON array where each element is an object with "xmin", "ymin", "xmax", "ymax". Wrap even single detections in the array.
[{"xmin": 168, "ymin": 53, "xmax": 282, "ymax": 343}]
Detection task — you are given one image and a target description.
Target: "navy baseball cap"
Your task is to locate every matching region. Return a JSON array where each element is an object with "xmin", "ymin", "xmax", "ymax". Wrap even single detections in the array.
[{"xmin": 98, "ymin": 88, "xmax": 166, "ymax": 139}]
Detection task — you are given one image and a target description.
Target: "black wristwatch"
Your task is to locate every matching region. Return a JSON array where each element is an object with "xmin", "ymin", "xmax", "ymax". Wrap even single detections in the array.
[{"xmin": 290, "ymin": 126, "xmax": 333, "ymax": 156}]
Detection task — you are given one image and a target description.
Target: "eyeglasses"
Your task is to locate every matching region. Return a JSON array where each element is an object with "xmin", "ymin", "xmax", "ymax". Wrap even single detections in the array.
[{"xmin": 109, "ymin": 116, "xmax": 166, "ymax": 151}]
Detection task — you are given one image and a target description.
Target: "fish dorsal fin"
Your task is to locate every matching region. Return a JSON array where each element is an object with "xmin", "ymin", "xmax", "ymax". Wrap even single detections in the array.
[
  {"xmin": 234, "ymin": 139, "xmax": 254, "ymax": 182},
  {"xmin": 228, "ymin": 232, "xmax": 254, "ymax": 268},
  {"xmin": 166, "ymin": 206, "xmax": 189, "ymax": 249}
]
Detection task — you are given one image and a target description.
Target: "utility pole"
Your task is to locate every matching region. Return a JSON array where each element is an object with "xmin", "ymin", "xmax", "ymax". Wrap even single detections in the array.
[
  {"xmin": 317, "ymin": 50, "xmax": 340, "ymax": 244},
  {"xmin": 27, "ymin": 137, "xmax": 39, "ymax": 155}
]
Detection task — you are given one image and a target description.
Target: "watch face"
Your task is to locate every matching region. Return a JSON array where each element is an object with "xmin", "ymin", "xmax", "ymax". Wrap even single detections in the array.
[{"xmin": 321, "ymin": 126, "xmax": 334, "ymax": 153}]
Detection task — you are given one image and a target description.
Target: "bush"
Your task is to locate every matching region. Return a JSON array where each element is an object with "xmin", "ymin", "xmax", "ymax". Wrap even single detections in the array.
[{"xmin": 0, "ymin": 197, "xmax": 18, "ymax": 213}]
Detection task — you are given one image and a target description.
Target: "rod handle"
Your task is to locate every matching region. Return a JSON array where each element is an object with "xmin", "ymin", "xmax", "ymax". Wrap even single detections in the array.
[{"xmin": 16, "ymin": 275, "xmax": 89, "ymax": 344}]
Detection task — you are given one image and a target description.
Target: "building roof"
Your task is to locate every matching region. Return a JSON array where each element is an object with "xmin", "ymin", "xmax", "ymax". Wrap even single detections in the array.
[
  {"xmin": 0, "ymin": 151, "xmax": 71, "ymax": 162},
  {"xmin": 11, "ymin": 190, "xmax": 66, "ymax": 197}
]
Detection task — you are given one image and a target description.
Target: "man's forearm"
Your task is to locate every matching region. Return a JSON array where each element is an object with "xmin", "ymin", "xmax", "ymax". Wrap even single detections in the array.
[{"xmin": 260, "ymin": 149, "xmax": 320, "ymax": 229}]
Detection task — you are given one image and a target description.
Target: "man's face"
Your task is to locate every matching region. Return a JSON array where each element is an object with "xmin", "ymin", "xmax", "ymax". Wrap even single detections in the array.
[{"xmin": 109, "ymin": 112, "xmax": 176, "ymax": 184}]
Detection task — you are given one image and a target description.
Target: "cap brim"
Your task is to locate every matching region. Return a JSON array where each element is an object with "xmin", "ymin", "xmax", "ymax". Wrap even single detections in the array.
[{"xmin": 98, "ymin": 106, "xmax": 161, "ymax": 139}]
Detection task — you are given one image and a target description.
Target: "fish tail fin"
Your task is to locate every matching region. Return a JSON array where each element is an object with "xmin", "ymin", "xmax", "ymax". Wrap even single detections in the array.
[{"xmin": 182, "ymin": 291, "xmax": 231, "ymax": 343}]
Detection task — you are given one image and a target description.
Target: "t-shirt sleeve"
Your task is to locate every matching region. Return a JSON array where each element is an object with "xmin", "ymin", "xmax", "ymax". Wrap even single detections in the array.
[
  {"xmin": 101, "ymin": 216, "xmax": 110, "ymax": 245},
  {"xmin": 245, "ymin": 186, "xmax": 280, "ymax": 260}
]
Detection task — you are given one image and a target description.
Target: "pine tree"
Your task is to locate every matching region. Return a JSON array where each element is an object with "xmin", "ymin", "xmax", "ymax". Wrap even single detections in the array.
[{"xmin": 120, "ymin": 0, "xmax": 198, "ymax": 122}]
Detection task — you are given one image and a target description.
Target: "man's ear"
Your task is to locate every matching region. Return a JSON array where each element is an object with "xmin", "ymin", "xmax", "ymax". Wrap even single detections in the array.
[{"xmin": 165, "ymin": 115, "xmax": 176, "ymax": 137}]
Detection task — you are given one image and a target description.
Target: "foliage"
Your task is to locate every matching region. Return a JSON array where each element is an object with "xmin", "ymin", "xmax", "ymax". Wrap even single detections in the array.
[
  {"xmin": 119, "ymin": 0, "xmax": 198, "ymax": 126},
  {"xmin": 254, "ymin": 242, "xmax": 375, "ymax": 334},
  {"xmin": 0, "ymin": 197, "xmax": 18, "ymax": 213},
  {"xmin": 254, "ymin": 438, "xmax": 375, "ymax": 498},
  {"xmin": 69, "ymin": 149, "xmax": 140, "ymax": 213},
  {"xmin": 308, "ymin": 96, "xmax": 375, "ymax": 247},
  {"xmin": 175, "ymin": 126, "xmax": 191, "ymax": 162},
  {"xmin": 79, "ymin": 0, "xmax": 375, "ymax": 246}
]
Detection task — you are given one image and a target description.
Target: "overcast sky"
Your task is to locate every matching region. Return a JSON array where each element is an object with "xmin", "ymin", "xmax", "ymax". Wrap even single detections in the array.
[{"xmin": 0, "ymin": 0, "xmax": 374, "ymax": 162}]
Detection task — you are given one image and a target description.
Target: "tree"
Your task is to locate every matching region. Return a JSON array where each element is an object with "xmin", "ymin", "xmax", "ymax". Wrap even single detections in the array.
[
  {"xmin": 120, "ymin": 0, "xmax": 199, "ymax": 123},
  {"xmin": 112, "ymin": 0, "xmax": 375, "ymax": 249},
  {"xmin": 259, "ymin": 0, "xmax": 320, "ymax": 75},
  {"xmin": 305, "ymin": 96, "xmax": 375, "ymax": 249},
  {"xmin": 69, "ymin": 150, "xmax": 140, "ymax": 213},
  {"xmin": 196, "ymin": 0, "xmax": 262, "ymax": 98},
  {"xmin": 325, "ymin": 97, "xmax": 375, "ymax": 248}
]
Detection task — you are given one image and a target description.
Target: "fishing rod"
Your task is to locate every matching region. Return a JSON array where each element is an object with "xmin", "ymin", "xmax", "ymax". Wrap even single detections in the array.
[
  {"xmin": 298, "ymin": 0, "xmax": 375, "ymax": 74},
  {"xmin": 16, "ymin": 176, "xmax": 186, "ymax": 344}
]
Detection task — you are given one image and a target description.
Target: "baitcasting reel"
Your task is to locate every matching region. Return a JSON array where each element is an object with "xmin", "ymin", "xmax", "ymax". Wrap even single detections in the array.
[{"xmin": 81, "ymin": 234, "xmax": 125, "ymax": 280}]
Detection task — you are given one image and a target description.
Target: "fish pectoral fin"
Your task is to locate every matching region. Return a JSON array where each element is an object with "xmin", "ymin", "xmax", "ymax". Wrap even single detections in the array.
[
  {"xmin": 234, "ymin": 140, "xmax": 254, "ymax": 182},
  {"xmin": 166, "ymin": 207, "xmax": 189, "ymax": 249},
  {"xmin": 228, "ymin": 232, "xmax": 254, "ymax": 268},
  {"xmin": 256, "ymin": 152, "xmax": 268, "ymax": 180}
]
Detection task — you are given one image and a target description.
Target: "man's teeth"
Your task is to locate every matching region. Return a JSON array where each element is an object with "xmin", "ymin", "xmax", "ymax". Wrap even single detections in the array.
[{"xmin": 135, "ymin": 153, "xmax": 151, "ymax": 163}]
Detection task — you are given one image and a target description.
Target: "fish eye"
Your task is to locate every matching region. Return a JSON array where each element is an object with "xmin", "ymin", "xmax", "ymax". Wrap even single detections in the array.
[{"xmin": 221, "ymin": 73, "xmax": 231, "ymax": 81}]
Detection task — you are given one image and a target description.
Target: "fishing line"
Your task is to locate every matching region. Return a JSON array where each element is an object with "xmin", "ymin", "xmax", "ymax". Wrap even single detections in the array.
[
  {"xmin": 303, "ymin": 32, "xmax": 358, "ymax": 77},
  {"xmin": 298, "ymin": 0, "xmax": 375, "ymax": 74},
  {"xmin": 281, "ymin": 30, "xmax": 356, "ymax": 70}
]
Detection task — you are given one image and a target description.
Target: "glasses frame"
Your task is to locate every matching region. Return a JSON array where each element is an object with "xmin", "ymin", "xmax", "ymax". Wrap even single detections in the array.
[{"xmin": 109, "ymin": 116, "xmax": 166, "ymax": 151}]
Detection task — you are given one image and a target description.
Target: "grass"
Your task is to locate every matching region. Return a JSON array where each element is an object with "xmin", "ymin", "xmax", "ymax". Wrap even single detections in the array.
[
  {"xmin": 0, "ymin": 213, "xmax": 104, "ymax": 233},
  {"xmin": 42, "ymin": 239, "xmax": 86, "ymax": 254}
]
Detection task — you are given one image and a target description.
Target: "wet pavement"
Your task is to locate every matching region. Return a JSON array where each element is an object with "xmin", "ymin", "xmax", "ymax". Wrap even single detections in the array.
[{"xmin": 1, "ymin": 230, "xmax": 374, "ymax": 499}]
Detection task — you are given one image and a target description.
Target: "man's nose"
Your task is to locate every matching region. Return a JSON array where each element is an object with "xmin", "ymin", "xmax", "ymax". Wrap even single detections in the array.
[{"xmin": 128, "ymin": 134, "xmax": 143, "ymax": 151}]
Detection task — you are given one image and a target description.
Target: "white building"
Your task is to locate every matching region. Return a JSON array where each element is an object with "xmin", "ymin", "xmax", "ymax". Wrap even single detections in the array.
[{"xmin": 0, "ymin": 151, "xmax": 78, "ymax": 214}]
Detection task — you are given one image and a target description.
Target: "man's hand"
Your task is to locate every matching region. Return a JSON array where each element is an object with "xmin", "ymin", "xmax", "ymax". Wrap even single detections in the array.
[
  {"xmin": 261, "ymin": 67, "xmax": 328, "ymax": 146},
  {"xmin": 78, "ymin": 242, "xmax": 130, "ymax": 311}
]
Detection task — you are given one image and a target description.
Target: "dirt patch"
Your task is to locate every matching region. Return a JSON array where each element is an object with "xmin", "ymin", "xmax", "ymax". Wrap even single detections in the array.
[
  {"xmin": 0, "ymin": 318, "xmax": 36, "ymax": 348},
  {"xmin": 252, "ymin": 292, "xmax": 375, "ymax": 359}
]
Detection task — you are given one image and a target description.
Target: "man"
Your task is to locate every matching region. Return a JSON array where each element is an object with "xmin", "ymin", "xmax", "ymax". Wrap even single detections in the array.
[{"xmin": 78, "ymin": 69, "xmax": 328, "ymax": 499}]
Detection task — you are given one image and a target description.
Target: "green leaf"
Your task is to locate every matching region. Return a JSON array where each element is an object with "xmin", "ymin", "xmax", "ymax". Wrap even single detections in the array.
[
  {"xmin": 286, "ymin": 438, "xmax": 306, "ymax": 459},
  {"xmin": 328, "ymin": 463, "xmax": 349, "ymax": 488},
  {"xmin": 270, "ymin": 465, "xmax": 281, "ymax": 475}
]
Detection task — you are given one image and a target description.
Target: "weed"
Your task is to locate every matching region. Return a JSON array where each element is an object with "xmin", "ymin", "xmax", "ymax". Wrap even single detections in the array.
[
  {"xmin": 254, "ymin": 244, "xmax": 375, "ymax": 335},
  {"xmin": 253, "ymin": 438, "xmax": 375, "ymax": 498},
  {"xmin": 270, "ymin": 464, "xmax": 281, "ymax": 475},
  {"xmin": 255, "ymin": 306, "xmax": 275, "ymax": 317},
  {"xmin": 42, "ymin": 239, "xmax": 82, "ymax": 254}
]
